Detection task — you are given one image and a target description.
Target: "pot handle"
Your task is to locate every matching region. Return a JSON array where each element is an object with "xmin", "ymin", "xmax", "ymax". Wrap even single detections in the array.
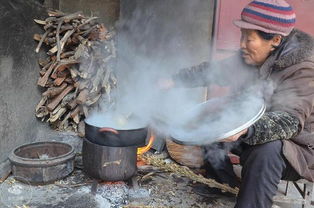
[{"xmin": 99, "ymin": 127, "xmax": 119, "ymax": 135}]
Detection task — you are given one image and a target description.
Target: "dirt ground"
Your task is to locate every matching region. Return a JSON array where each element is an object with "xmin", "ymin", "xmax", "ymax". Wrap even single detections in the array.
[
  {"xmin": 0, "ymin": 134, "xmax": 311, "ymax": 208},
  {"xmin": 0, "ymin": 164, "xmax": 236, "ymax": 208},
  {"xmin": 1, "ymin": 161, "xmax": 311, "ymax": 208}
]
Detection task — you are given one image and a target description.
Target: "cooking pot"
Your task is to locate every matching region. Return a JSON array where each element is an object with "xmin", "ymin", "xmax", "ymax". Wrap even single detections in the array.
[
  {"xmin": 82, "ymin": 138, "xmax": 137, "ymax": 181},
  {"xmin": 85, "ymin": 121, "xmax": 147, "ymax": 147}
]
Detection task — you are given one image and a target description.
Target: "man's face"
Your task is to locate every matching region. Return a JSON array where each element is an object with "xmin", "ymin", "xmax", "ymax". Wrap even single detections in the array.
[{"xmin": 240, "ymin": 29, "xmax": 276, "ymax": 66}]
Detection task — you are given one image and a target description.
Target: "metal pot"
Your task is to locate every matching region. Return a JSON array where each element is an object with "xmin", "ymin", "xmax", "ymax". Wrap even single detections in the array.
[
  {"xmin": 82, "ymin": 138, "xmax": 137, "ymax": 181},
  {"xmin": 85, "ymin": 121, "xmax": 147, "ymax": 147}
]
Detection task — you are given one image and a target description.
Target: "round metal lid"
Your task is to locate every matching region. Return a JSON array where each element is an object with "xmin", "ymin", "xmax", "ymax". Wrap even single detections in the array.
[{"xmin": 169, "ymin": 94, "xmax": 266, "ymax": 146}]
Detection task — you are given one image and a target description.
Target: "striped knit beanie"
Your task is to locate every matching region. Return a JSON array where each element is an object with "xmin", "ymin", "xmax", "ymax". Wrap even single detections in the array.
[{"xmin": 233, "ymin": 0, "xmax": 296, "ymax": 36}]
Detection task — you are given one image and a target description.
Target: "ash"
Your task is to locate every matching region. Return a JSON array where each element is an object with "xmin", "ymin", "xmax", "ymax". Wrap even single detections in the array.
[{"xmin": 95, "ymin": 183, "xmax": 129, "ymax": 207}]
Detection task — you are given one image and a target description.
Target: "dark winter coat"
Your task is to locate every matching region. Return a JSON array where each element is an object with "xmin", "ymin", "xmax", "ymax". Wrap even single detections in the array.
[{"xmin": 265, "ymin": 29, "xmax": 314, "ymax": 182}]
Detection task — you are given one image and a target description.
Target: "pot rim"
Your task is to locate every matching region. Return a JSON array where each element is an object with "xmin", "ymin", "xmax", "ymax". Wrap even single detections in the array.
[
  {"xmin": 171, "ymin": 103, "xmax": 266, "ymax": 146},
  {"xmin": 9, "ymin": 141, "xmax": 76, "ymax": 167},
  {"xmin": 84, "ymin": 120, "xmax": 148, "ymax": 131}
]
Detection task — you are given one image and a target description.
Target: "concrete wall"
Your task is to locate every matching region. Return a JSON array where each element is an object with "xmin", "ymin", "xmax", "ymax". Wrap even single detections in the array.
[
  {"xmin": 0, "ymin": 0, "xmax": 57, "ymax": 178},
  {"xmin": 119, "ymin": 0, "xmax": 214, "ymax": 68}
]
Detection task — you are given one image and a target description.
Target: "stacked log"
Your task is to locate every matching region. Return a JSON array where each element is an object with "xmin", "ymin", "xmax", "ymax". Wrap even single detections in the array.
[{"xmin": 34, "ymin": 10, "xmax": 117, "ymax": 136}]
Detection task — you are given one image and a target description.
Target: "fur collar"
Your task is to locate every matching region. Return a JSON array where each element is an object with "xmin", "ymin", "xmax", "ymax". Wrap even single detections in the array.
[{"xmin": 273, "ymin": 29, "xmax": 314, "ymax": 68}]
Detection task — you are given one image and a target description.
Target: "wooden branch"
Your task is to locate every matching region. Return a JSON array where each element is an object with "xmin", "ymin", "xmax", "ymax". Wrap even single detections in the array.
[
  {"xmin": 59, "ymin": 24, "xmax": 74, "ymax": 33},
  {"xmin": 80, "ymin": 25, "xmax": 98, "ymax": 37},
  {"xmin": 47, "ymin": 85, "xmax": 74, "ymax": 111},
  {"xmin": 70, "ymin": 106, "xmax": 81, "ymax": 124},
  {"xmin": 53, "ymin": 77, "xmax": 66, "ymax": 86},
  {"xmin": 55, "ymin": 59, "xmax": 79, "ymax": 69},
  {"xmin": 85, "ymin": 94, "xmax": 101, "ymax": 106},
  {"xmin": 56, "ymin": 64, "xmax": 68, "ymax": 72},
  {"xmin": 88, "ymin": 24, "xmax": 108, "ymax": 41},
  {"xmin": 47, "ymin": 10, "xmax": 65, "ymax": 17},
  {"xmin": 49, "ymin": 107, "xmax": 67, "ymax": 122},
  {"xmin": 34, "ymin": 19, "xmax": 46, "ymax": 25},
  {"xmin": 70, "ymin": 106, "xmax": 80, "ymax": 118},
  {"xmin": 39, "ymin": 61, "xmax": 53, "ymax": 76},
  {"xmin": 65, "ymin": 77, "xmax": 74, "ymax": 84},
  {"xmin": 61, "ymin": 51, "xmax": 75, "ymax": 59},
  {"xmin": 44, "ymin": 23, "xmax": 55, "ymax": 31},
  {"xmin": 38, "ymin": 58, "xmax": 50, "ymax": 67},
  {"xmin": 56, "ymin": 20, "xmax": 63, "ymax": 61},
  {"xmin": 36, "ymin": 106, "xmax": 49, "ymax": 118},
  {"xmin": 48, "ymin": 46, "xmax": 58, "ymax": 55},
  {"xmin": 45, "ymin": 16, "xmax": 57, "ymax": 23},
  {"xmin": 76, "ymin": 89, "xmax": 88, "ymax": 104},
  {"xmin": 60, "ymin": 29, "xmax": 75, "ymax": 48},
  {"xmin": 35, "ymin": 30, "xmax": 50, "ymax": 53},
  {"xmin": 50, "ymin": 59, "xmax": 79, "ymax": 79},
  {"xmin": 73, "ymin": 113, "xmax": 80, "ymax": 124},
  {"xmin": 90, "ymin": 65, "xmax": 104, "ymax": 93},
  {"xmin": 57, "ymin": 70, "xmax": 70, "ymax": 78},
  {"xmin": 61, "ymin": 91, "xmax": 76, "ymax": 107},
  {"xmin": 45, "ymin": 37, "xmax": 56, "ymax": 45},
  {"xmin": 42, "ymin": 82, "xmax": 67, "ymax": 98},
  {"xmin": 39, "ymin": 58, "xmax": 50, "ymax": 66},
  {"xmin": 59, "ymin": 111, "xmax": 71, "ymax": 128},
  {"xmin": 69, "ymin": 67, "xmax": 79, "ymax": 79},
  {"xmin": 35, "ymin": 96, "xmax": 48, "ymax": 112},
  {"xmin": 60, "ymin": 11, "xmax": 84, "ymax": 23},
  {"xmin": 77, "ymin": 17, "xmax": 99, "ymax": 30},
  {"xmin": 37, "ymin": 61, "xmax": 57, "ymax": 87},
  {"xmin": 67, "ymin": 99, "xmax": 77, "ymax": 110},
  {"xmin": 33, "ymin": 34, "xmax": 41, "ymax": 41},
  {"xmin": 81, "ymin": 105, "xmax": 89, "ymax": 117},
  {"xmin": 78, "ymin": 121, "xmax": 85, "ymax": 137},
  {"xmin": 51, "ymin": 104, "xmax": 62, "ymax": 115}
]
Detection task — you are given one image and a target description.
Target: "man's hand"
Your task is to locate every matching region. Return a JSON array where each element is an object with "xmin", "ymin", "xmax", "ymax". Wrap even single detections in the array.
[{"xmin": 220, "ymin": 128, "xmax": 248, "ymax": 142}]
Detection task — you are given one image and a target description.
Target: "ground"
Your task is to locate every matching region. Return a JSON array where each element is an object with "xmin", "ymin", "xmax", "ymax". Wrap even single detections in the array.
[
  {"xmin": 0, "ymin": 133, "xmax": 312, "ymax": 208},
  {"xmin": 0, "ymin": 168, "xmax": 236, "ymax": 208}
]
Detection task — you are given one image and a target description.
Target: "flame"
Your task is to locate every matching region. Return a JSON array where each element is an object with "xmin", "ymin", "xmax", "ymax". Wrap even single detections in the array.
[{"xmin": 137, "ymin": 131, "xmax": 155, "ymax": 155}]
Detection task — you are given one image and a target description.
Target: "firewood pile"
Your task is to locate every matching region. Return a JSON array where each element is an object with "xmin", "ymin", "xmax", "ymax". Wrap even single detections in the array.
[{"xmin": 33, "ymin": 10, "xmax": 117, "ymax": 136}]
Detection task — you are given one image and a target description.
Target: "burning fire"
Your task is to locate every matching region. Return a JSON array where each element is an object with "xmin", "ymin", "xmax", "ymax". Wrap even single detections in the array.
[{"xmin": 137, "ymin": 131, "xmax": 155, "ymax": 155}]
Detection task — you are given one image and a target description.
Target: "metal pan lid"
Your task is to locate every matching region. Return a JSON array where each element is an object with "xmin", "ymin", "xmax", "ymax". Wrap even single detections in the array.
[{"xmin": 169, "ymin": 94, "xmax": 266, "ymax": 146}]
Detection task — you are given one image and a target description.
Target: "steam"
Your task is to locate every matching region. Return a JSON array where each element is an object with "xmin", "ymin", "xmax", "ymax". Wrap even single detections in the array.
[{"xmin": 86, "ymin": 0, "xmax": 266, "ymax": 145}]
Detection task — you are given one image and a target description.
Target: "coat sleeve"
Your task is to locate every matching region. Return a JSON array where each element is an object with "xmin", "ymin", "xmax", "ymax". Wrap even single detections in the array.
[
  {"xmin": 172, "ymin": 61, "xmax": 211, "ymax": 87},
  {"xmin": 172, "ymin": 53, "xmax": 256, "ymax": 88},
  {"xmin": 242, "ymin": 64, "xmax": 314, "ymax": 145},
  {"xmin": 270, "ymin": 66, "xmax": 314, "ymax": 131},
  {"xmin": 241, "ymin": 111, "xmax": 300, "ymax": 145}
]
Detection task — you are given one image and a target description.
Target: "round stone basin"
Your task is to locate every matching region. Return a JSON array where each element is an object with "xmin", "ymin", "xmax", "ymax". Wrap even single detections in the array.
[{"xmin": 9, "ymin": 141, "xmax": 75, "ymax": 184}]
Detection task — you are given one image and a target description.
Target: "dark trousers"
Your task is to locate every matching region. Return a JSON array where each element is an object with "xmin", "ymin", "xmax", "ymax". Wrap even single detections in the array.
[{"xmin": 203, "ymin": 140, "xmax": 300, "ymax": 208}]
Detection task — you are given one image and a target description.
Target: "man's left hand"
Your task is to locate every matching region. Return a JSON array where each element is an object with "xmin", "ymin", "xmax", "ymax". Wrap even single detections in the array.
[{"xmin": 220, "ymin": 128, "xmax": 248, "ymax": 142}]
